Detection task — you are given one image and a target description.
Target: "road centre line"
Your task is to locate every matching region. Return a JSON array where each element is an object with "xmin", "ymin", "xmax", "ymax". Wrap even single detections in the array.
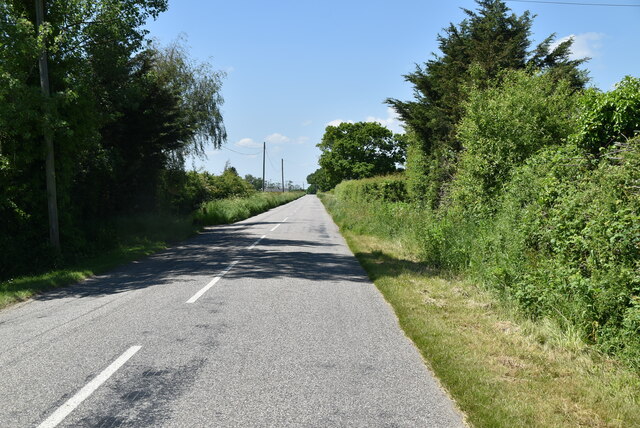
[
  {"xmin": 187, "ymin": 214, "xmax": 290, "ymax": 304},
  {"xmin": 186, "ymin": 260, "xmax": 239, "ymax": 304},
  {"xmin": 38, "ymin": 346, "xmax": 142, "ymax": 428},
  {"xmin": 247, "ymin": 235, "xmax": 266, "ymax": 250}
]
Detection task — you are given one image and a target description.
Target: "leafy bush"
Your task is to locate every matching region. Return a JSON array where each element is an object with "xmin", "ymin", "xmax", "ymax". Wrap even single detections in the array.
[
  {"xmin": 333, "ymin": 175, "xmax": 408, "ymax": 204},
  {"xmin": 451, "ymin": 70, "xmax": 579, "ymax": 212},
  {"xmin": 572, "ymin": 76, "xmax": 640, "ymax": 154},
  {"xmin": 329, "ymin": 75, "xmax": 640, "ymax": 370}
]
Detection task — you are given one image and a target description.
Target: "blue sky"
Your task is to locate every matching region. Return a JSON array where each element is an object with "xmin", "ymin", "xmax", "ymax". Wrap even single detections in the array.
[{"xmin": 145, "ymin": 0, "xmax": 640, "ymax": 186}]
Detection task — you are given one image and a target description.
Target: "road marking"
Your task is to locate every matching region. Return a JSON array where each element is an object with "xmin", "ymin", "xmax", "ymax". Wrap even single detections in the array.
[
  {"xmin": 282, "ymin": 217, "xmax": 289, "ymax": 222},
  {"xmin": 270, "ymin": 224, "xmax": 280, "ymax": 232},
  {"xmin": 186, "ymin": 260, "xmax": 239, "ymax": 304},
  {"xmin": 247, "ymin": 235, "xmax": 266, "ymax": 250},
  {"xmin": 38, "ymin": 346, "xmax": 142, "ymax": 428}
]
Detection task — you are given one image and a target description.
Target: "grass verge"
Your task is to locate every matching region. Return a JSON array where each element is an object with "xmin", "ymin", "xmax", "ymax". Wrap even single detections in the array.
[
  {"xmin": 321, "ymin": 193, "xmax": 640, "ymax": 428},
  {"xmin": 194, "ymin": 191, "xmax": 304, "ymax": 225},
  {"xmin": 1, "ymin": 192, "xmax": 304, "ymax": 310}
]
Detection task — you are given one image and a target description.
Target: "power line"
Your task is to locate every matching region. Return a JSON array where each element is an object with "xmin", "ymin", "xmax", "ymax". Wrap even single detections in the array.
[
  {"xmin": 506, "ymin": 0, "xmax": 640, "ymax": 6},
  {"xmin": 220, "ymin": 145, "xmax": 261, "ymax": 156},
  {"xmin": 265, "ymin": 149, "xmax": 278, "ymax": 173}
]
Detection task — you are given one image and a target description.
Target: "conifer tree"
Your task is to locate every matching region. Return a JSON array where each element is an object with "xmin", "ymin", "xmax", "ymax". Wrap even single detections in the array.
[{"xmin": 387, "ymin": 0, "xmax": 587, "ymax": 205}]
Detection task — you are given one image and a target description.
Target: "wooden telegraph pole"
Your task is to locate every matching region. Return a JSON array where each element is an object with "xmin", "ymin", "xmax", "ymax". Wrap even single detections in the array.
[
  {"xmin": 262, "ymin": 142, "xmax": 266, "ymax": 192},
  {"xmin": 281, "ymin": 159, "xmax": 285, "ymax": 193},
  {"xmin": 35, "ymin": 0, "xmax": 60, "ymax": 251}
]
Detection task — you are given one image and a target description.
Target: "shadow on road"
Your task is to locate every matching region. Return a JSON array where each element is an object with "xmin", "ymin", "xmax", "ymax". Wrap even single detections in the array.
[{"xmin": 33, "ymin": 222, "xmax": 368, "ymax": 301}]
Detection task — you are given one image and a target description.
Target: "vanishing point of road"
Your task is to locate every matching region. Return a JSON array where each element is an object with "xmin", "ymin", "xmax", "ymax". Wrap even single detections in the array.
[{"xmin": 0, "ymin": 195, "xmax": 465, "ymax": 427}]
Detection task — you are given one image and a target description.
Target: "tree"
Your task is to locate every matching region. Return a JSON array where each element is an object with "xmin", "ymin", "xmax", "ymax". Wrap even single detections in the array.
[
  {"xmin": 307, "ymin": 168, "xmax": 332, "ymax": 192},
  {"xmin": 0, "ymin": 1, "xmax": 228, "ymax": 278},
  {"xmin": 316, "ymin": 122, "xmax": 406, "ymax": 190},
  {"xmin": 386, "ymin": 0, "xmax": 587, "ymax": 206},
  {"xmin": 244, "ymin": 174, "xmax": 264, "ymax": 191},
  {"xmin": 0, "ymin": 0, "xmax": 169, "ymax": 273}
]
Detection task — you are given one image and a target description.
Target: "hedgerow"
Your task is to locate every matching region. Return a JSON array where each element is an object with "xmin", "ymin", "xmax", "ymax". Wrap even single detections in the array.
[{"xmin": 331, "ymin": 75, "xmax": 640, "ymax": 369}]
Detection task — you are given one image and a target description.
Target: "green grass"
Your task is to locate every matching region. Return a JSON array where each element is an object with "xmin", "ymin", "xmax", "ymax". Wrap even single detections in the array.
[
  {"xmin": 0, "ymin": 242, "xmax": 167, "ymax": 308},
  {"xmin": 194, "ymin": 191, "xmax": 304, "ymax": 225},
  {"xmin": 0, "ymin": 192, "xmax": 304, "ymax": 309},
  {"xmin": 320, "ymin": 192, "xmax": 640, "ymax": 428}
]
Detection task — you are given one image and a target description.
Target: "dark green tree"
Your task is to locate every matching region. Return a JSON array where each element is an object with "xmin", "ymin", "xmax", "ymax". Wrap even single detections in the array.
[
  {"xmin": 306, "ymin": 169, "xmax": 332, "ymax": 193},
  {"xmin": 244, "ymin": 174, "xmax": 264, "ymax": 191},
  {"xmin": 0, "ymin": 1, "xmax": 227, "ymax": 278},
  {"xmin": 316, "ymin": 122, "xmax": 406, "ymax": 190},
  {"xmin": 386, "ymin": 0, "xmax": 587, "ymax": 205}
]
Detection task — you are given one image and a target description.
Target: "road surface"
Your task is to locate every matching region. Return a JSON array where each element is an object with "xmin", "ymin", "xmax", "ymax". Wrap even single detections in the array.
[{"xmin": 0, "ymin": 195, "xmax": 465, "ymax": 427}]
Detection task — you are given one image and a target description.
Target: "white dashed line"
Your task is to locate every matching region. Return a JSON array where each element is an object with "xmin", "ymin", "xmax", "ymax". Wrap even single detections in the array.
[
  {"xmin": 270, "ymin": 224, "xmax": 280, "ymax": 232},
  {"xmin": 38, "ymin": 346, "xmax": 142, "ymax": 428},
  {"xmin": 247, "ymin": 235, "xmax": 266, "ymax": 250},
  {"xmin": 186, "ymin": 260, "xmax": 239, "ymax": 304}
]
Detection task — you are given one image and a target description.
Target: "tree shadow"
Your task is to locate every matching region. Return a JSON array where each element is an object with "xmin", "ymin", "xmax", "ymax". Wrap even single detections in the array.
[{"xmin": 33, "ymin": 225, "xmax": 370, "ymax": 301}]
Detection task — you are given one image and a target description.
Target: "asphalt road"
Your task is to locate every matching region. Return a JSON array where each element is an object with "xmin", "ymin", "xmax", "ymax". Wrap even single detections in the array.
[{"xmin": 0, "ymin": 195, "xmax": 465, "ymax": 427}]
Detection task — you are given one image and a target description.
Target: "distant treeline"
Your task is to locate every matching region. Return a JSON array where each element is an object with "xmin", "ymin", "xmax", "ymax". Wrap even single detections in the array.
[{"xmin": 319, "ymin": 0, "xmax": 640, "ymax": 369}]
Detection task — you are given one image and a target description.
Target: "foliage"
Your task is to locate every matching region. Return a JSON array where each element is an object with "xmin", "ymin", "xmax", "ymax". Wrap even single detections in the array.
[
  {"xmin": 332, "ymin": 75, "xmax": 640, "ymax": 371},
  {"xmin": 322, "ymin": 193, "xmax": 640, "ymax": 428},
  {"xmin": 306, "ymin": 168, "xmax": 333, "ymax": 192},
  {"xmin": 333, "ymin": 175, "xmax": 408, "ymax": 204},
  {"xmin": 0, "ymin": 1, "xmax": 227, "ymax": 278},
  {"xmin": 194, "ymin": 192, "xmax": 304, "ymax": 226},
  {"xmin": 571, "ymin": 76, "xmax": 640, "ymax": 154},
  {"xmin": 387, "ymin": 0, "xmax": 587, "ymax": 206},
  {"xmin": 316, "ymin": 121, "xmax": 406, "ymax": 190},
  {"xmin": 244, "ymin": 174, "xmax": 264, "ymax": 191},
  {"xmin": 152, "ymin": 38, "xmax": 227, "ymax": 155},
  {"xmin": 450, "ymin": 69, "xmax": 579, "ymax": 212}
]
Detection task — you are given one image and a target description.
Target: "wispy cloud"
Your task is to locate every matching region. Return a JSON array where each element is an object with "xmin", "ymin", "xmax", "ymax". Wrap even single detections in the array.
[
  {"xmin": 235, "ymin": 137, "xmax": 261, "ymax": 148},
  {"xmin": 301, "ymin": 120, "xmax": 313, "ymax": 127},
  {"xmin": 326, "ymin": 119, "xmax": 355, "ymax": 127},
  {"xmin": 265, "ymin": 133, "xmax": 291, "ymax": 144},
  {"xmin": 327, "ymin": 107, "xmax": 405, "ymax": 134},
  {"xmin": 552, "ymin": 32, "xmax": 605, "ymax": 60},
  {"xmin": 365, "ymin": 107, "xmax": 405, "ymax": 134}
]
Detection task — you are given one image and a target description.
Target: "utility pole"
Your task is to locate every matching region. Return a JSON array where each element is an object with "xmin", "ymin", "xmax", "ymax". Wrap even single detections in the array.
[
  {"xmin": 36, "ymin": 0, "xmax": 60, "ymax": 252},
  {"xmin": 281, "ymin": 159, "xmax": 285, "ymax": 193},
  {"xmin": 262, "ymin": 142, "xmax": 266, "ymax": 192}
]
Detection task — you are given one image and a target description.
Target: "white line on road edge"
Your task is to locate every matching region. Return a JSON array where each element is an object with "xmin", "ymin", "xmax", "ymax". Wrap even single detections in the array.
[
  {"xmin": 270, "ymin": 224, "xmax": 280, "ymax": 232},
  {"xmin": 38, "ymin": 346, "xmax": 142, "ymax": 428},
  {"xmin": 186, "ymin": 260, "xmax": 239, "ymax": 304},
  {"xmin": 247, "ymin": 235, "xmax": 266, "ymax": 250}
]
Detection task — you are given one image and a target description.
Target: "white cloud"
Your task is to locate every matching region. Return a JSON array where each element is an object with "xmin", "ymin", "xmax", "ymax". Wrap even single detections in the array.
[
  {"xmin": 301, "ymin": 120, "xmax": 313, "ymax": 127},
  {"xmin": 235, "ymin": 137, "xmax": 261, "ymax": 148},
  {"xmin": 365, "ymin": 107, "xmax": 405, "ymax": 134},
  {"xmin": 265, "ymin": 133, "xmax": 291, "ymax": 144},
  {"xmin": 326, "ymin": 108, "xmax": 405, "ymax": 134},
  {"xmin": 326, "ymin": 119, "xmax": 355, "ymax": 127},
  {"xmin": 552, "ymin": 32, "xmax": 605, "ymax": 60}
]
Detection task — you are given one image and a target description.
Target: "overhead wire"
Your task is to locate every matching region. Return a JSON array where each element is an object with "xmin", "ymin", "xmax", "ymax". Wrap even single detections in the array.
[
  {"xmin": 220, "ymin": 145, "xmax": 261, "ymax": 156},
  {"xmin": 506, "ymin": 0, "xmax": 640, "ymax": 6},
  {"xmin": 265, "ymin": 148, "xmax": 279, "ymax": 173}
]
